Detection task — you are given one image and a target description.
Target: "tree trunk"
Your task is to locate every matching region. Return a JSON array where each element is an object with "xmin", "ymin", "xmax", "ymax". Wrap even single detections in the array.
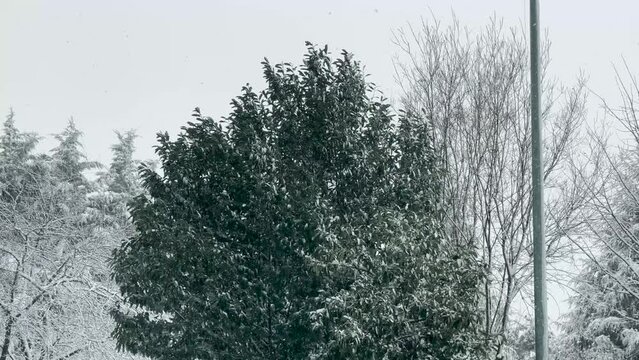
[{"xmin": 0, "ymin": 315, "xmax": 15, "ymax": 360}]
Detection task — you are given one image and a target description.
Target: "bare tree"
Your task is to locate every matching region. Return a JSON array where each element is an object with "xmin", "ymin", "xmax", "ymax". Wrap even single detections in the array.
[
  {"xmin": 556, "ymin": 61, "xmax": 639, "ymax": 359},
  {"xmin": 393, "ymin": 16, "xmax": 588, "ymax": 357}
]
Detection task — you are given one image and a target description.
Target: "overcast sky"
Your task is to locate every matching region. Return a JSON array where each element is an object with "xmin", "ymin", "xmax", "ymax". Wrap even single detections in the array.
[
  {"xmin": 2, "ymin": 0, "xmax": 638, "ymax": 163},
  {"xmin": 1, "ymin": 0, "xmax": 638, "ymax": 323}
]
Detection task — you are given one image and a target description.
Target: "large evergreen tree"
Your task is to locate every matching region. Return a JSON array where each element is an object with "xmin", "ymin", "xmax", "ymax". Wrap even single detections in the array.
[{"xmin": 111, "ymin": 44, "xmax": 485, "ymax": 359}]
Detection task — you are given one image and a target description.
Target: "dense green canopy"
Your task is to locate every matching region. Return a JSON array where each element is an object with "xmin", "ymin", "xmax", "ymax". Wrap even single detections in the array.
[{"xmin": 111, "ymin": 44, "xmax": 485, "ymax": 360}]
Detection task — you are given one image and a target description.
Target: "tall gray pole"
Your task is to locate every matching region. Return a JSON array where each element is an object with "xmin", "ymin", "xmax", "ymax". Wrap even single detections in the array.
[{"xmin": 530, "ymin": 0, "xmax": 548, "ymax": 359}]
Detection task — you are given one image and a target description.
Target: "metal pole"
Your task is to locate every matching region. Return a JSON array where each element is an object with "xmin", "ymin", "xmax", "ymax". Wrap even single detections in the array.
[{"xmin": 530, "ymin": 0, "xmax": 548, "ymax": 359}]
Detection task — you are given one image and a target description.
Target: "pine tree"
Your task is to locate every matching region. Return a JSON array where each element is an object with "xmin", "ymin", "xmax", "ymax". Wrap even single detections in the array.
[
  {"xmin": 51, "ymin": 119, "xmax": 100, "ymax": 186},
  {"xmin": 0, "ymin": 110, "xmax": 38, "ymax": 167},
  {"xmin": 108, "ymin": 130, "xmax": 139, "ymax": 196},
  {"xmin": 0, "ymin": 114, "xmax": 141, "ymax": 360},
  {"xmin": 87, "ymin": 130, "xmax": 141, "ymax": 228}
]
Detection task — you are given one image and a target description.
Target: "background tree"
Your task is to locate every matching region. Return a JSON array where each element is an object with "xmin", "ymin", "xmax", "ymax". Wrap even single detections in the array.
[
  {"xmin": 51, "ymin": 119, "xmax": 100, "ymax": 186},
  {"xmin": 393, "ymin": 17, "xmax": 588, "ymax": 357},
  {"xmin": 87, "ymin": 130, "xmax": 141, "ymax": 227},
  {"xmin": 0, "ymin": 115, "xmax": 142, "ymax": 360},
  {"xmin": 556, "ymin": 62, "xmax": 639, "ymax": 360},
  {"xmin": 111, "ymin": 43, "xmax": 486, "ymax": 360}
]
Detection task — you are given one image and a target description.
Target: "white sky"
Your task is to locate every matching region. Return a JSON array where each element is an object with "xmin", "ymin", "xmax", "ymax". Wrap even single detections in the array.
[{"xmin": 1, "ymin": 0, "xmax": 638, "ymax": 324}]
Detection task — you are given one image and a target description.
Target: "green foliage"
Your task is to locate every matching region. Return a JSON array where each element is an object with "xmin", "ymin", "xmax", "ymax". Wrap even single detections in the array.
[{"xmin": 111, "ymin": 43, "xmax": 485, "ymax": 359}]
